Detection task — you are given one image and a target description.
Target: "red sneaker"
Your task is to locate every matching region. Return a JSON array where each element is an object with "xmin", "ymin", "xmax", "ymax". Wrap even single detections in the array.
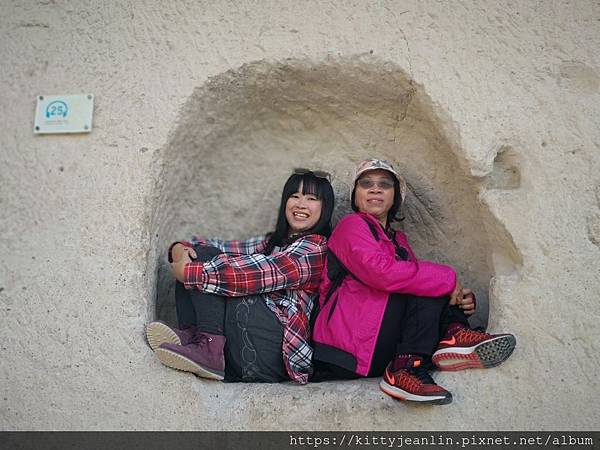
[
  {"xmin": 379, "ymin": 355, "xmax": 452, "ymax": 405},
  {"xmin": 432, "ymin": 325, "xmax": 516, "ymax": 371}
]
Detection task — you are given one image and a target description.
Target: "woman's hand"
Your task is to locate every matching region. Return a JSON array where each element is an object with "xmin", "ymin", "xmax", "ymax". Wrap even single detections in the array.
[
  {"xmin": 171, "ymin": 243, "xmax": 197, "ymax": 262},
  {"xmin": 449, "ymin": 280, "xmax": 463, "ymax": 306},
  {"xmin": 171, "ymin": 250, "xmax": 193, "ymax": 283},
  {"xmin": 450, "ymin": 283, "xmax": 476, "ymax": 316},
  {"xmin": 458, "ymin": 288, "xmax": 476, "ymax": 316}
]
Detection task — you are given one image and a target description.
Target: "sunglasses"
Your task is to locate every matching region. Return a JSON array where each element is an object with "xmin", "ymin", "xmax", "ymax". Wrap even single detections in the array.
[
  {"xmin": 357, "ymin": 179, "xmax": 395, "ymax": 190},
  {"xmin": 293, "ymin": 168, "xmax": 332, "ymax": 182}
]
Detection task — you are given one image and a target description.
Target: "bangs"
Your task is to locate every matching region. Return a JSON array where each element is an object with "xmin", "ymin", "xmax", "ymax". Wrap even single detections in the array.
[
  {"xmin": 284, "ymin": 173, "xmax": 324, "ymax": 199},
  {"xmin": 300, "ymin": 175, "xmax": 321, "ymax": 198}
]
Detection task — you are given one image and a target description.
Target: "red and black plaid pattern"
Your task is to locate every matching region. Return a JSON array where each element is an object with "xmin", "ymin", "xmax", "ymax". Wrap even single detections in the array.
[
  {"xmin": 183, "ymin": 234, "xmax": 327, "ymax": 384},
  {"xmin": 189, "ymin": 234, "xmax": 270, "ymax": 256}
]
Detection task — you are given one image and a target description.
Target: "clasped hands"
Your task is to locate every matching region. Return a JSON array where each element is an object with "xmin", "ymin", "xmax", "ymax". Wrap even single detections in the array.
[
  {"xmin": 449, "ymin": 280, "xmax": 476, "ymax": 316},
  {"xmin": 170, "ymin": 243, "xmax": 197, "ymax": 283}
]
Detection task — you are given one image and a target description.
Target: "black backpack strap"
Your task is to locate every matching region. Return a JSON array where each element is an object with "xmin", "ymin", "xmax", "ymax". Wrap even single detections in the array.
[
  {"xmin": 312, "ymin": 216, "xmax": 389, "ymax": 327},
  {"xmin": 363, "ymin": 216, "xmax": 410, "ymax": 261},
  {"xmin": 309, "ymin": 248, "xmax": 349, "ymax": 332},
  {"xmin": 323, "ymin": 215, "xmax": 381, "ymax": 306},
  {"xmin": 360, "ymin": 215, "xmax": 381, "ymax": 242},
  {"xmin": 323, "ymin": 250, "xmax": 347, "ymax": 322},
  {"xmin": 322, "ymin": 249, "xmax": 349, "ymax": 306}
]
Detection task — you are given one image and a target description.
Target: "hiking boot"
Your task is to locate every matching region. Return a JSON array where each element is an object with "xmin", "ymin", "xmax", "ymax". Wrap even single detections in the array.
[
  {"xmin": 146, "ymin": 321, "xmax": 195, "ymax": 351},
  {"xmin": 155, "ymin": 331, "xmax": 225, "ymax": 380},
  {"xmin": 379, "ymin": 355, "xmax": 452, "ymax": 405},
  {"xmin": 432, "ymin": 323, "xmax": 516, "ymax": 371}
]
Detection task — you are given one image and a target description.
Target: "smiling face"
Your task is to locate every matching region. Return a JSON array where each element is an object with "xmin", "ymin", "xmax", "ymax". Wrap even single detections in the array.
[
  {"xmin": 353, "ymin": 169, "xmax": 395, "ymax": 226},
  {"xmin": 285, "ymin": 181, "xmax": 323, "ymax": 235}
]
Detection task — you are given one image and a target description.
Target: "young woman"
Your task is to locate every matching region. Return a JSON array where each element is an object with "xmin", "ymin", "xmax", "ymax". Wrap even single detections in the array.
[
  {"xmin": 312, "ymin": 158, "xmax": 516, "ymax": 403},
  {"xmin": 147, "ymin": 169, "xmax": 334, "ymax": 384}
]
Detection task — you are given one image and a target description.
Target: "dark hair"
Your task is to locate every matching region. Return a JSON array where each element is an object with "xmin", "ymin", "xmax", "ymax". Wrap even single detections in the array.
[
  {"xmin": 264, "ymin": 172, "xmax": 335, "ymax": 254},
  {"xmin": 351, "ymin": 173, "xmax": 403, "ymax": 226}
]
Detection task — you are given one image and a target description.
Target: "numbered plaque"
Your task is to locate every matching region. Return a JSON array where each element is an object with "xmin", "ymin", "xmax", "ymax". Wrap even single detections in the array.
[{"xmin": 34, "ymin": 94, "xmax": 94, "ymax": 134}]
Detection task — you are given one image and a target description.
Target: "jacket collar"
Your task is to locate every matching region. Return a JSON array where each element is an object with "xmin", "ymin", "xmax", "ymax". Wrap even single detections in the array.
[{"xmin": 357, "ymin": 212, "xmax": 394, "ymax": 243}]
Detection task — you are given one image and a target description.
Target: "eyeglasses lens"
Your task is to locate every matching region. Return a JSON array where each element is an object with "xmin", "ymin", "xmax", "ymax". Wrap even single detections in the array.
[{"xmin": 358, "ymin": 179, "xmax": 394, "ymax": 189}]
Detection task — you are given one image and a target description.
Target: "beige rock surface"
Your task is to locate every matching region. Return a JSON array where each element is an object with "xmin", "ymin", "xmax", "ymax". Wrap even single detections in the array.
[{"xmin": 1, "ymin": 0, "xmax": 599, "ymax": 430}]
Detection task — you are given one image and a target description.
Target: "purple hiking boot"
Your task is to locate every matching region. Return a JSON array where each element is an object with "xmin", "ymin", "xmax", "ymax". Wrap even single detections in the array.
[
  {"xmin": 146, "ymin": 321, "xmax": 195, "ymax": 352},
  {"xmin": 155, "ymin": 331, "xmax": 225, "ymax": 380}
]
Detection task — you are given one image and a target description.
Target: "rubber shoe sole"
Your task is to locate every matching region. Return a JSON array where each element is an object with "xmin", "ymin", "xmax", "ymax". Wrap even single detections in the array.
[
  {"xmin": 379, "ymin": 380, "xmax": 452, "ymax": 405},
  {"xmin": 432, "ymin": 334, "xmax": 516, "ymax": 371},
  {"xmin": 146, "ymin": 322, "xmax": 181, "ymax": 352},
  {"xmin": 155, "ymin": 347, "xmax": 225, "ymax": 380}
]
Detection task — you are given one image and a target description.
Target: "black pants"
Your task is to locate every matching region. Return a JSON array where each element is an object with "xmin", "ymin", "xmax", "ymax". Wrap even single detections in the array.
[
  {"xmin": 174, "ymin": 245, "xmax": 287, "ymax": 383},
  {"xmin": 175, "ymin": 246, "xmax": 225, "ymax": 334},
  {"xmin": 314, "ymin": 293, "xmax": 469, "ymax": 379},
  {"xmin": 367, "ymin": 293, "xmax": 469, "ymax": 376}
]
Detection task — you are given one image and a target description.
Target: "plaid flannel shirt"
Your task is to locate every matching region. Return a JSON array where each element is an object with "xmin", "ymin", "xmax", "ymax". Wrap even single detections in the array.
[{"xmin": 181, "ymin": 233, "xmax": 327, "ymax": 384}]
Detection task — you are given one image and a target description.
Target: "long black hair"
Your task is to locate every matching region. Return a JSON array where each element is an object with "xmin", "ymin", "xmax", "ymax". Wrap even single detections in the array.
[
  {"xmin": 350, "ymin": 174, "xmax": 403, "ymax": 227},
  {"xmin": 264, "ymin": 172, "xmax": 335, "ymax": 254}
]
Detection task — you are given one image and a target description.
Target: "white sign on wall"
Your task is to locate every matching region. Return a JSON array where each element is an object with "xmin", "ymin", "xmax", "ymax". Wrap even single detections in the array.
[{"xmin": 34, "ymin": 94, "xmax": 94, "ymax": 134}]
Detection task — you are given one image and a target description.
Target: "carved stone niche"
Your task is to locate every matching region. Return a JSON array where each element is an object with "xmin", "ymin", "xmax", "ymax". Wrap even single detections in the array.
[{"xmin": 146, "ymin": 56, "xmax": 522, "ymax": 330}]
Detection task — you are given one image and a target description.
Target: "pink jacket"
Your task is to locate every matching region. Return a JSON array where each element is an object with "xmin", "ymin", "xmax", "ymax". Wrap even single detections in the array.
[{"xmin": 312, "ymin": 212, "xmax": 457, "ymax": 376}]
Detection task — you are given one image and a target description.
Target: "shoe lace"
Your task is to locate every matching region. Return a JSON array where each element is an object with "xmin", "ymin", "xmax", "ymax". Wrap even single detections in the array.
[
  {"xmin": 407, "ymin": 365, "xmax": 436, "ymax": 385},
  {"xmin": 190, "ymin": 332, "xmax": 212, "ymax": 346},
  {"xmin": 457, "ymin": 327, "xmax": 492, "ymax": 345}
]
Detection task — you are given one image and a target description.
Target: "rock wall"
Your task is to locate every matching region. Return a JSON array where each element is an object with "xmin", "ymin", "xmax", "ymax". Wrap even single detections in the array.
[{"xmin": 1, "ymin": 0, "xmax": 599, "ymax": 430}]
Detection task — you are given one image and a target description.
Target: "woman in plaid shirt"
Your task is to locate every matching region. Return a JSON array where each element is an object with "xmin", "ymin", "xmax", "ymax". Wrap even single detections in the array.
[{"xmin": 146, "ymin": 170, "xmax": 334, "ymax": 384}]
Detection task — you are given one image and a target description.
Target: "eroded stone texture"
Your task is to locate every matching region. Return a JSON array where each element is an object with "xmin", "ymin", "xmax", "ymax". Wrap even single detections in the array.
[
  {"xmin": 588, "ymin": 215, "xmax": 600, "ymax": 247},
  {"xmin": 558, "ymin": 61, "xmax": 600, "ymax": 95},
  {"xmin": 486, "ymin": 146, "xmax": 521, "ymax": 190},
  {"xmin": 152, "ymin": 59, "xmax": 523, "ymax": 330}
]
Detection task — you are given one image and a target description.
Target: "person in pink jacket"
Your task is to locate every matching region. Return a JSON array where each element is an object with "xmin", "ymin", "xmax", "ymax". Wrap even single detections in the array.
[{"xmin": 312, "ymin": 158, "xmax": 516, "ymax": 404}]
